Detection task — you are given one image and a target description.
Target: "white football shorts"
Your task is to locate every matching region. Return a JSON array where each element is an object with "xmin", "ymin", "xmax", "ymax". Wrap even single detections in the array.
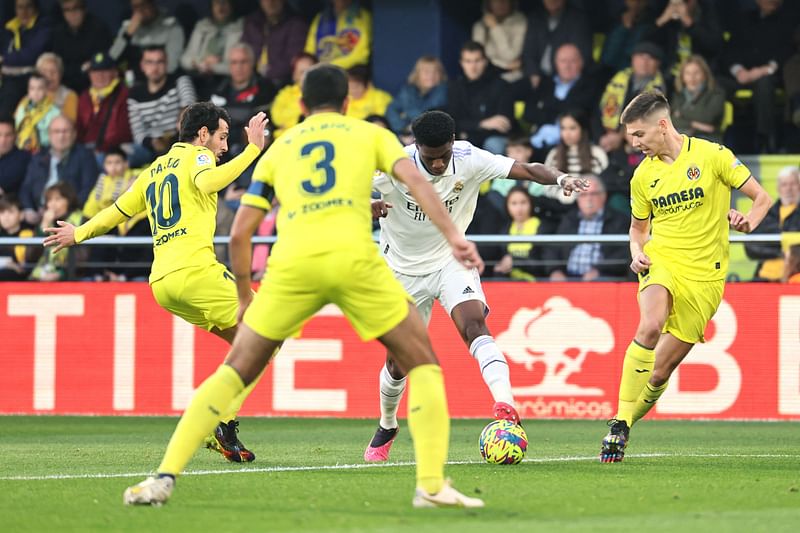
[{"xmin": 393, "ymin": 257, "xmax": 488, "ymax": 325}]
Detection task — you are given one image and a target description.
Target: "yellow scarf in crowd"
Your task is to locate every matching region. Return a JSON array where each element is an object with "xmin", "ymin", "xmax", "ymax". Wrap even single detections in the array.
[
  {"xmin": 4, "ymin": 15, "xmax": 37, "ymax": 50},
  {"xmin": 89, "ymin": 78, "xmax": 120, "ymax": 114},
  {"xmin": 16, "ymin": 96, "xmax": 53, "ymax": 152},
  {"xmin": 600, "ymin": 68, "xmax": 665, "ymax": 130}
]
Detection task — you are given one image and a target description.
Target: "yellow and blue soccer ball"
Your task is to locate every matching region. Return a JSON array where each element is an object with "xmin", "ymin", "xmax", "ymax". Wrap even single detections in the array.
[{"xmin": 479, "ymin": 419, "xmax": 527, "ymax": 465}]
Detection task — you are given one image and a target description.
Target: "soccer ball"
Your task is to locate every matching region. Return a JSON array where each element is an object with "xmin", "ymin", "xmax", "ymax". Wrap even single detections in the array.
[{"xmin": 479, "ymin": 419, "xmax": 527, "ymax": 465}]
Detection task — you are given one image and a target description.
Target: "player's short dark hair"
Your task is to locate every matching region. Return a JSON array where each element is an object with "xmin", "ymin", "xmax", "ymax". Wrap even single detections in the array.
[
  {"xmin": 461, "ymin": 40, "xmax": 486, "ymax": 58},
  {"xmin": 0, "ymin": 115, "xmax": 15, "ymax": 129},
  {"xmin": 411, "ymin": 110, "xmax": 455, "ymax": 147},
  {"xmin": 620, "ymin": 91, "xmax": 671, "ymax": 125},
  {"xmin": 302, "ymin": 64, "xmax": 348, "ymax": 112},
  {"xmin": 178, "ymin": 102, "xmax": 231, "ymax": 142}
]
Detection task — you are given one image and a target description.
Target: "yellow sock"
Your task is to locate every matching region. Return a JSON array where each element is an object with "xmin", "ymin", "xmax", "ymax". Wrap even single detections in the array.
[
  {"xmin": 616, "ymin": 340, "xmax": 655, "ymax": 426},
  {"xmin": 406, "ymin": 364, "xmax": 449, "ymax": 495},
  {"xmin": 221, "ymin": 367, "xmax": 264, "ymax": 422},
  {"xmin": 631, "ymin": 381, "xmax": 669, "ymax": 425},
  {"xmin": 220, "ymin": 347, "xmax": 277, "ymax": 422},
  {"xmin": 158, "ymin": 364, "xmax": 245, "ymax": 476}
]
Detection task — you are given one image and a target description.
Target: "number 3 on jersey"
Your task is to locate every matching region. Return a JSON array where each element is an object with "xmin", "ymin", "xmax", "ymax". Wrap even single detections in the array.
[
  {"xmin": 301, "ymin": 141, "xmax": 336, "ymax": 195},
  {"xmin": 145, "ymin": 173, "xmax": 182, "ymax": 236}
]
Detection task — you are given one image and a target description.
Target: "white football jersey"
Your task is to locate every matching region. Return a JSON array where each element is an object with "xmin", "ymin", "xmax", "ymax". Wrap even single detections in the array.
[{"xmin": 373, "ymin": 141, "xmax": 515, "ymax": 275}]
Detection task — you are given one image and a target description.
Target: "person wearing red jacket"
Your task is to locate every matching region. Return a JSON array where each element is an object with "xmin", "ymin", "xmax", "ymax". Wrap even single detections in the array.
[{"xmin": 76, "ymin": 52, "xmax": 132, "ymax": 155}]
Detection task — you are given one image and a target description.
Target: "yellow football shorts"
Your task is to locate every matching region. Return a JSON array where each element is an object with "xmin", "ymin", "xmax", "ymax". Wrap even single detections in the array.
[
  {"xmin": 243, "ymin": 249, "xmax": 412, "ymax": 341},
  {"xmin": 151, "ymin": 262, "xmax": 238, "ymax": 331},
  {"xmin": 638, "ymin": 264, "xmax": 725, "ymax": 344}
]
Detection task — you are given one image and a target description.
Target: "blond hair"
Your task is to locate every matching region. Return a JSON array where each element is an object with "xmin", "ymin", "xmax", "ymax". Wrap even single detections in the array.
[
  {"xmin": 675, "ymin": 54, "xmax": 716, "ymax": 92},
  {"xmin": 408, "ymin": 55, "xmax": 446, "ymax": 88},
  {"xmin": 36, "ymin": 52, "xmax": 64, "ymax": 77}
]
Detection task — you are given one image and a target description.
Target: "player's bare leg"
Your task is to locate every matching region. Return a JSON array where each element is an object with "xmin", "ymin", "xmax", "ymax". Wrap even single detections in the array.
[
  {"xmin": 203, "ymin": 325, "xmax": 259, "ymax": 463},
  {"xmin": 378, "ymin": 302, "xmax": 483, "ymax": 508},
  {"xmin": 602, "ymin": 284, "xmax": 670, "ymax": 463},
  {"xmin": 451, "ymin": 301, "xmax": 518, "ymax": 424},
  {"xmin": 124, "ymin": 325, "xmax": 280, "ymax": 506}
]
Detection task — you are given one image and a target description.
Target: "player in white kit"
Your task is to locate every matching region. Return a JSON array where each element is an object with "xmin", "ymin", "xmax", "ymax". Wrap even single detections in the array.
[{"xmin": 364, "ymin": 111, "xmax": 588, "ymax": 461}]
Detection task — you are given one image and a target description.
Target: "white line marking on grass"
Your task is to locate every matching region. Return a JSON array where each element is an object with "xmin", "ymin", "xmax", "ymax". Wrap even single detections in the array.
[{"xmin": 2, "ymin": 453, "xmax": 798, "ymax": 482}]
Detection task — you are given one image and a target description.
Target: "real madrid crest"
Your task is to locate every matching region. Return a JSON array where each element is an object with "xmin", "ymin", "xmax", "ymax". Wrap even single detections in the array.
[
  {"xmin": 453, "ymin": 180, "xmax": 464, "ymax": 192},
  {"xmin": 686, "ymin": 165, "xmax": 701, "ymax": 181}
]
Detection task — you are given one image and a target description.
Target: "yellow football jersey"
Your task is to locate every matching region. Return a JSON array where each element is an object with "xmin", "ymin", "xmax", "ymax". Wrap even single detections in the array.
[
  {"xmin": 243, "ymin": 112, "xmax": 409, "ymax": 260},
  {"xmin": 630, "ymin": 135, "xmax": 751, "ymax": 281},
  {"xmin": 113, "ymin": 143, "xmax": 221, "ymax": 283}
]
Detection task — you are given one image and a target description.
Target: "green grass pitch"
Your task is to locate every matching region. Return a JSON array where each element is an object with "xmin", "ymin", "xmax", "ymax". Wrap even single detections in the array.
[{"xmin": 1, "ymin": 417, "xmax": 798, "ymax": 532}]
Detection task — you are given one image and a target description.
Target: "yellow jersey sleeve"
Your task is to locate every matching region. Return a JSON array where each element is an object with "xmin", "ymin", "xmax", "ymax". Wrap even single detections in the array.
[
  {"xmin": 114, "ymin": 171, "xmax": 147, "ymax": 218},
  {"xmin": 374, "ymin": 127, "xmax": 410, "ymax": 175},
  {"xmin": 241, "ymin": 148, "xmax": 276, "ymax": 211},
  {"xmin": 713, "ymin": 144, "xmax": 751, "ymax": 189},
  {"xmin": 630, "ymin": 166, "xmax": 651, "ymax": 221}
]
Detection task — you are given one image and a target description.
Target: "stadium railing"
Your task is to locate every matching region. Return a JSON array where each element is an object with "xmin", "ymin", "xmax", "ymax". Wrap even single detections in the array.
[
  {"xmin": 0, "ymin": 234, "xmax": 784, "ymax": 246},
  {"xmin": 0, "ymin": 234, "xmax": 782, "ymax": 282}
]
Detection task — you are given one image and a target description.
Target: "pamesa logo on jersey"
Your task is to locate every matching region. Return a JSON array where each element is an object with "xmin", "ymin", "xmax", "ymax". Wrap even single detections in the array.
[{"xmin": 687, "ymin": 164, "xmax": 701, "ymax": 180}]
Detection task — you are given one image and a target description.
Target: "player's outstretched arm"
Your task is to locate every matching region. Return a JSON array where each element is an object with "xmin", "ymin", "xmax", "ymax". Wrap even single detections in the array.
[
  {"xmin": 391, "ymin": 158, "xmax": 484, "ymax": 273},
  {"xmin": 507, "ymin": 162, "xmax": 589, "ymax": 196},
  {"xmin": 229, "ymin": 205, "xmax": 266, "ymax": 323},
  {"xmin": 728, "ymin": 177, "xmax": 771, "ymax": 233},
  {"xmin": 43, "ymin": 203, "xmax": 129, "ymax": 253},
  {"xmin": 194, "ymin": 112, "xmax": 270, "ymax": 194}
]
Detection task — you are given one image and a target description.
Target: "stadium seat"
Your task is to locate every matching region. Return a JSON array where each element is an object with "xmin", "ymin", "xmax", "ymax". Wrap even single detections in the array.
[
  {"xmin": 720, "ymin": 101, "xmax": 734, "ymax": 133},
  {"xmin": 592, "ymin": 33, "xmax": 605, "ymax": 63}
]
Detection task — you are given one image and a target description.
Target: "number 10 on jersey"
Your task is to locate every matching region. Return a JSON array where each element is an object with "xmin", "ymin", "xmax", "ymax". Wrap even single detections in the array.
[{"xmin": 145, "ymin": 173, "xmax": 182, "ymax": 236}]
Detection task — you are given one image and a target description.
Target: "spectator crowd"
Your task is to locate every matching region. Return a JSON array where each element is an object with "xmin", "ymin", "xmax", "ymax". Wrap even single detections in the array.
[{"xmin": 1, "ymin": 0, "xmax": 799, "ymax": 282}]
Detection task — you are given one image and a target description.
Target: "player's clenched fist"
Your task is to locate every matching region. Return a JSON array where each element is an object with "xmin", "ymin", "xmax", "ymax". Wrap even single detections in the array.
[
  {"xmin": 630, "ymin": 252, "xmax": 651, "ymax": 274},
  {"xmin": 728, "ymin": 209, "xmax": 754, "ymax": 233}
]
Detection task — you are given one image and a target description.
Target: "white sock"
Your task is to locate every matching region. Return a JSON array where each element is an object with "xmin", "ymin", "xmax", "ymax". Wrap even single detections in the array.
[
  {"xmin": 469, "ymin": 335, "xmax": 515, "ymax": 406},
  {"xmin": 379, "ymin": 364, "xmax": 407, "ymax": 429}
]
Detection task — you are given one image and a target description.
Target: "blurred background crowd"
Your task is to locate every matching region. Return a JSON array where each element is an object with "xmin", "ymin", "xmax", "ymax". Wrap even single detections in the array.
[{"xmin": 0, "ymin": 0, "xmax": 799, "ymax": 283}]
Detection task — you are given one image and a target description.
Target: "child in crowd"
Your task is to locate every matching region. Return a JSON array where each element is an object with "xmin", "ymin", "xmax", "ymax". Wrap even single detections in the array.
[
  {"xmin": 503, "ymin": 136, "xmax": 565, "ymax": 227},
  {"xmin": 82, "ymin": 148, "xmax": 139, "ymax": 280},
  {"xmin": 30, "ymin": 183, "xmax": 83, "ymax": 281},
  {"xmin": 83, "ymin": 147, "xmax": 137, "ymax": 219},
  {"xmin": 0, "ymin": 195, "xmax": 36, "ymax": 280},
  {"xmin": 345, "ymin": 65, "xmax": 392, "ymax": 120},
  {"xmin": 14, "ymin": 73, "xmax": 61, "ymax": 153},
  {"xmin": 271, "ymin": 53, "xmax": 317, "ymax": 138},
  {"xmin": 493, "ymin": 185, "xmax": 542, "ymax": 281}
]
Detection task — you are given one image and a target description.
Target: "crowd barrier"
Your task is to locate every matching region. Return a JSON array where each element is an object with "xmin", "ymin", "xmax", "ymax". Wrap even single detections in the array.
[{"xmin": 2, "ymin": 282, "xmax": 799, "ymax": 420}]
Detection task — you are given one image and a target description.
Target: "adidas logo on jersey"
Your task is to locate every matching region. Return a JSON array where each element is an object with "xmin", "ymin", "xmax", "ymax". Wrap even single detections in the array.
[{"xmin": 462, "ymin": 286, "xmax": 474, "ymax": 295}]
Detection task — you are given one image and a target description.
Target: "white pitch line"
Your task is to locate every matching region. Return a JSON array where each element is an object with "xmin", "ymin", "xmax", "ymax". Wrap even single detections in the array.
[{"xmin": 1, "ymin": 453, "xmax": 798, "ymax": 482}]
